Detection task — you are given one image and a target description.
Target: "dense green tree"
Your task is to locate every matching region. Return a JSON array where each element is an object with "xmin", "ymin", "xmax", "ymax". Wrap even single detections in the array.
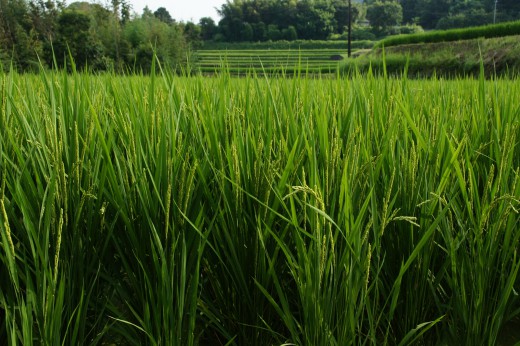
[
  {"xmin": 242, "ymin": 22, "xmax": 254, "ymax": 41},
  {"xmin": 0, "ymin": 0, "xmax": 42, "ymax": 69},
  {"xmin": 123, "ymin": 12, "xmax": 187, "ymax": 72},
  {"xmin": 418, "ymin": 0, "xmax": 451, "ymax": 29},
  {"xmin": 217, "ymin": 2, "xmax": 245, "ymax": 41},
  {"xmin": 295, "ymin": 0, "xmax": 335, "ymax": 39},
  {"xmin": 332, "ymin": 0, "xmax": 360, "ymax": 33},
  {"xmin": 214, "ymin": 0, "xmax": 355, "ymax": 41},
  {"xmin": 0, "ymin": 0, "xmax": 193, "ymax": 72},
  {"xmin": 51, "ymin": 11, "xmax": 103, "ymax": 69},
  {"xmin": 154, "ymin": 7, "xmax": 173, "ymax": 24},
  {"xmin": 142, "ymin": 5, "xmax": 153, "ymax": 18},
  {"xmin": 28, "ymin": 0, "xmax": 62, "ymax": 41},
  {"xmin": 124, "ymin": 17, "xmax": 146, "ymax": 48},
  {"xmin": 399, "ymin": 0, "xmax": 426, "ymax": 24},
  {"xmin": 108, "ymin": 0, "xmax": 130, "ymax": 24},
  {"xmin": 366, "ymin": 1, "xmax": 403, "ymax": 34},
  {"xmin": 252, "ymin": 21, "xmax": 267, "ymax": 41},
  {"xmin": 68, "ymin": 2, "xmax": 127, "ymax": 69},
  {"xmin": 496, "ymin": 0, "xmax": 520, "ymax": 20},
  {"xmin": 395, "ymin": 0, "xmax": 520, "ymax": 29},
  {"xmin": 241, "ymin": 0, "xmax": 261, "ymax": 23},
  {"xmin": 183, "ymin": 21, "xmax": 201, "ymax": 47},
  {"xmin": 199, "ymin": 17, "xmax": 217, "ymax": 40},
  {"xmin": 436, "ymin": 1, "xmax": 491, "ymax": 29},
  {"xmin": 282, "ymin": 25, "xmax": 298, "ymax": 40},
  {"xmin": 266, "ymin": 24, "xmax": 281, "ymax": 41}
]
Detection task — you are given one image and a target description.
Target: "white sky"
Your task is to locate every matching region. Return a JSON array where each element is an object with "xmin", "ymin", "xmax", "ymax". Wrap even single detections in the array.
[{"xmin": 123, "ymin": 0, "xmax": 226, "ymax": 23}]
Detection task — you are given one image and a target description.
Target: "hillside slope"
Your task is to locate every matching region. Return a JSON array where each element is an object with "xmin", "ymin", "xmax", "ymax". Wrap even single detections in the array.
[{"xmin": 347, "ymin": 35, "xmax": 520, "ymax": 77}]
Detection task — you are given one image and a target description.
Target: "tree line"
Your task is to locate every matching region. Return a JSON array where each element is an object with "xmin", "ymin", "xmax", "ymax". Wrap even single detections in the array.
[
  {"xmin": 397, "ymin": 0, "xmax": 520, "ymax": 29},
  {"xmin": 202, "ymin": 0, "xmax": 520, "ymax": 42},
  {"xmin": 1, "ymin": 0, "xmax": 519, "ymax": 72},
  {"xmin": 0, "ymin": 0, "xmax": 197, "ymax": 72}
]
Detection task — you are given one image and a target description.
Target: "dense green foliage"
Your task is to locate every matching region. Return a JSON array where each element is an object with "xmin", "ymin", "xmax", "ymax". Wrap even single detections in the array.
[
  {"xmin": 1, "ymin": 65, "xmax": 520, "ymax": 345},
  {"xmin": 209, "ymin": 0, "xmax": 520, "ymax": 42},
  {"xmin": 376, "ymin": 20, "xmax": 520, "ymax": 48},
  {"xmin": 398, "ymin": 0, "xmax": 520, "ymax": 29},
  {"xmin": 212, "ymin": 0, "xmax": 360, "ymax": 42},
  {"xmin": 366, "ymin": 1, "xmax": 403, "ymax": 34},
  {"xmin": 0, "ymin": 0, "xmax": 196, "ymax": 72}
]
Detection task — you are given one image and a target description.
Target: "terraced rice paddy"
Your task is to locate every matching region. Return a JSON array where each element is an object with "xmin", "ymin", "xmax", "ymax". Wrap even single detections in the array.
[
  {"xmin": 0, "ymin": 67, "xmax": 519, "ymax": 345},
  {"xmin": 193, "ymin": 49, "xmax": 348, "ymax": 74}
]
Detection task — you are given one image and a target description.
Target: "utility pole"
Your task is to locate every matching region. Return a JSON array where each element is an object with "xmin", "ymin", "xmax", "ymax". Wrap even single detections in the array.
[
  {"xmin": 348, "ymin": 0, "xmax": 352, "ymax": 57},
  {"xmin": 494, "ymin": 0, "xmax": 498, "ymax": 24}
]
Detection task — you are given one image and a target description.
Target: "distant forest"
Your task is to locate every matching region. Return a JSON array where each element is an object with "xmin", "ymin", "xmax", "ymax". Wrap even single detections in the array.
[{"xmin": 1, "ymin": 0, "xmax": 519, "ymax": 72}]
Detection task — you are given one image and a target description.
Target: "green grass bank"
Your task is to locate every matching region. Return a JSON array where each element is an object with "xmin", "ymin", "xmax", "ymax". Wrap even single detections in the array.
[
  {"xmin": 376, "ymin": 20, "xmax": 520, "ymax": 48},
  {"xmin": 346, "ymin": 35, "xmax": 520, "ymax": 77}
]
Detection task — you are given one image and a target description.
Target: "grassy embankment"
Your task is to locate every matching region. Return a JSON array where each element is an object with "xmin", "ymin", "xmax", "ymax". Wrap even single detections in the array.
[
  {"xmin": 345, "ymin": 21, "xmax": 520, "ymax": 77},
  {"xmin": 348, "ymin": 34, "xmax": 520, "ymax": 77},
  {"xmin": 0, "ymin": 66, "xmax": 519, "ymax": 345},
  {"xmin": 375, "ymin": 20, "xmax": 520, "ymax": 48}
]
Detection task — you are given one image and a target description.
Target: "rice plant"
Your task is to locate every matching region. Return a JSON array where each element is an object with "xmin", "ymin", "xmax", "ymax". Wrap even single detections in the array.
[{"xmin": 0, "ymin": 63, "xmax": 519, "ymax": 345}]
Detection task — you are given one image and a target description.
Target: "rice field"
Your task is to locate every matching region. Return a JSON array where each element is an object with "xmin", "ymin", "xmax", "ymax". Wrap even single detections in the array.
[
  {"xmin": 193, "ymin": 49, "xmax": 347, "ymax": 74},
  {"xmin": 0, "ymin": 66, "xmax": 520, "ymax": 345}
]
